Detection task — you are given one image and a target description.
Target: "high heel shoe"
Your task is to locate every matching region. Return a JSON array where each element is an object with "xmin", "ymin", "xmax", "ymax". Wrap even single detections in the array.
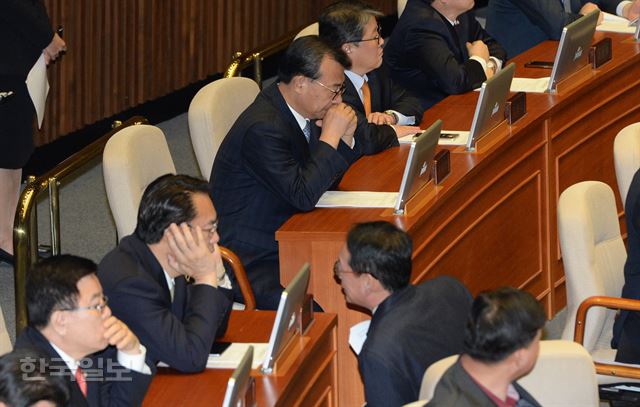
[{"xmin": 0, "ymin": 248, "xmax": 14, "ymax": 266}]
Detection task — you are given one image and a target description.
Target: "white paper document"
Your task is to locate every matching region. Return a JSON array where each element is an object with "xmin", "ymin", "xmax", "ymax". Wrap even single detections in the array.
[
  {"xmin": 315, "ymin": 191, "xmax": 399, "ymax": 208},
  {"xmin": 25, "ymin": 54, "xmax": 49, "ymax": 129},
  {"xmin": 398, "ymin": 130, "xmax": 469, "ymax": 146},
  {"xmin": 596, "ymin": 12, "xmax": 636, "ymax": 33},
  {"xmin": 510, "ymin": 77, "xmax": 550, "ymax": 93},
  {"xmin": 207, "ymin": 343, "xmax": 268, "ymax": 369},
  {"xmin": 349, "ymin": 320, "xmax": 371, "ymax": 355}
]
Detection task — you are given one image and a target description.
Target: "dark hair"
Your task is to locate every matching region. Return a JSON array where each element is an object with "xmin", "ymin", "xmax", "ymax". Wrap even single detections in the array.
[
  {"xmin": 26, "ymin": 255, "xmax": 96, "ymax": 331},
  {"xmin": 463, "ymin": 287, "xmax": 546, "ymax": 363},
  {"xmin": 319, "ymin": 0, "xmax": 382, "ymax": 49},
  {"xmin": 346, "ymin": 221, "xmax": 412, "ymax": 292},
  {"xmin": 0, "ymin": 348, "xmax": 69, "ymax": 406},
  {"xmin": 134, "ymin": 174, "xmax": 210, "ymax": 244},
  {"xmin": 277, "ymin": 36, "xmax": 351, "ymax": 84}
]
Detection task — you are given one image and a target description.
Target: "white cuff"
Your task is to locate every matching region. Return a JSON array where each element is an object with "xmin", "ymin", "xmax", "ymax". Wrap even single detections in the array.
[
  {"xmin": 489, "ymin": 56, "xmax": 503, "ymax": 72},
  {"xmin": 386, "ymin": 109, "xmax": 415, "ymax": 125},
  {"xmin": 117, "ymin": 344, "xmax": 152, "ymax": 375},
  {"xmin": 469, "ymin": 55, "xmax": 488, "ymax": 73},
  {"xmin": 617, "ymin": 1, "xmax": 632, "ymax": 17}
]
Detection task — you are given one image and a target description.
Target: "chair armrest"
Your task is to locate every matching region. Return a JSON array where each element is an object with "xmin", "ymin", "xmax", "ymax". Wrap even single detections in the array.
[
  {"xmin": 574, "ymin": 295, "xmax": 640, "ymax": 379},
  {"xmin": 220, "ymin": 246, "xmax": 256, "ymax": 310}
]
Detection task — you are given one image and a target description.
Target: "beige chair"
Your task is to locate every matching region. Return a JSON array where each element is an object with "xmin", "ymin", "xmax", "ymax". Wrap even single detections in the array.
[
  {"xmin": 0, "ymin": 305, "xmax": 11, "ymax": 355},
  {"xmin": 417, "ymin": 340, "xmax": 599, "ymax": 406},
  {"xmin": 294, "ymin": 22, "xmax": 319, "ymax": 40},
  {"xmin": 188, "ymin": 77, "xmax": 259, "ymax": 180},
  {"xmin": 398, "ymin": 0, "xmax": 408, "ymax": 17},
  {"xmin": 103, "ymin": 124, "xmax": 176, "ymax": 239},
  {"xmin": 102, "ymin": 124, "xmax": 257, "ymax": 310},
  {"xmin": 614, "ymin": 122, "xmax": 640, "ymax": 208},
  {"xmin": 557, "ymin": 181, "xmax": 640, "ymax": 383}
]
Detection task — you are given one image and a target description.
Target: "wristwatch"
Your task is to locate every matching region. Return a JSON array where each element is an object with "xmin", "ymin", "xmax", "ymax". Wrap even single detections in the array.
[{"xmin": 384, "ymin": 110, "xmax": 399, "ymax": 125}]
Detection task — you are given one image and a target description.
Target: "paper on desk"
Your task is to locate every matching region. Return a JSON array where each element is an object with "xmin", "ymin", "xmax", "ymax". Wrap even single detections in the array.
[
  {"xmin": 511, "ymin": 77, "xmax": 550, "ymax": 93},
  {"xmin": 597, "ymin": 12, "xmax": 636, "ymax": 33},
  {"xmin": 207, "ymin": 343, "xmax": 268, "ymax": 369},
  {"xmin": 25, "ymin": 54, "xmax": 49, "ymax": 129},
  {"xmin": 315, "ymin": 191, "xmax": 399, "ymax": 208},
  {"xmin": 398, "ymin": 130, "xmax": 469, "ymax": 145}
]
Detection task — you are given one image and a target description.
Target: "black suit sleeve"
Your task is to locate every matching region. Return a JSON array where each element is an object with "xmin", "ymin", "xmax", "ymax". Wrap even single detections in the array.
[
  {"xmin": 359, "ymin": 350, "xmax": 415, "ymax": 407},
  {"xmin": 105, "ymin": 275, "xmax": 231, "ymax": 373},
  {"xmin": 0, "ymin": 0, "xmax": 53, "ymax": 50},
  {"xmin": 511, "ymin": 0, "xmax": 581, "ymax": 40},
  {"xmin": 95, "ymin": 347, "xmax": 153, "ymax": 407},
  {"xmin": 241, "ymin": 121, "xmax": 350, "ymax": 212},
  {"xmin": 467, "ymin": 15, "xmax": 508, "ymax": 65},
  {"xmin": 388, "ymin": 79, "xmax": 424, "ymax": 124}
]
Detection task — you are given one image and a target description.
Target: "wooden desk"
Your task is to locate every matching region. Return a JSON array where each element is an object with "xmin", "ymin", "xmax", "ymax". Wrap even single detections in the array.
[
  {"xmin": 277, "ymin": 32, "xmax": 640, "ymax": 406},
  {"xmin": 143, "ymin": 311, "xmax": 338, "ymax": 407}
]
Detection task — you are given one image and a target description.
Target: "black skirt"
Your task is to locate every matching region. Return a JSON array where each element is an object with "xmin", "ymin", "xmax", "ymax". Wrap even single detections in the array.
[{"xmin": 0, "ymin": 75, "xmax": 35, "ymax": 169}]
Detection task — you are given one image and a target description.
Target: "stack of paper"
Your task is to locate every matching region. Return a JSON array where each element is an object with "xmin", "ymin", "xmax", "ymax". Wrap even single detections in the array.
[
  {"xmin": 510, "ymin": 77, "xmax": 550, "ymax": 93},
  {"xmin": 315, "ymin": 191, "xmax": 399, "ymax": 208},
  {"xmin": 597, "ymin": 12, "xmax": 636, "ymax": 33},
  {"xmin": 207, "ymin": 343, "xmax": 268, "ymax": 369}
]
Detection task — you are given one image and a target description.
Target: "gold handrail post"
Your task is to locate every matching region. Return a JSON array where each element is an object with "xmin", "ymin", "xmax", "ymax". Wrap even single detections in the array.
[
  {"xmin": 48, "ymin": 177, "xmax": 61, "ymax": 255},
  {"xmin": 252, "ymin": 53, "xmax": 263, "ymax": 88}
]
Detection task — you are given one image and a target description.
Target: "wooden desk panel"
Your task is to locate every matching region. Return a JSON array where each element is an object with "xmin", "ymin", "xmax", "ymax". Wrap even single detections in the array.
[
  {"xmin": 277, "ymin": 33, "xmax": 640, "ymax": 406},
  {"xmin": 143, "ymin": 311, "xmax": 337, "ymax": 407}
]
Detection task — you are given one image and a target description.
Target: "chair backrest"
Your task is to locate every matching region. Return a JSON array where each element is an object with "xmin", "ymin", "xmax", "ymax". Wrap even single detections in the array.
[
  {"xmin": 557, "ymin": 181, "xmax": 626, "ymax": 351},
  {"xmin": 294, "ymin": 23, "xmax": 319, "ymax": 40},
  {"xmin": 398, "ymin": 0, "xmax": 408, "ymax": 17},
  {"xmin": 419, "ymin": 341, "xmax": 598, "ymax": 406},
  {"xmin": 103, "ymin": 124, "xmax": 176, "ymax": 239},
  {"xmin": 614, "ymin": 122, "xmax": 640, "ymax": 209},
  {"xmin": 188, "ymin": 77, "xmax": 259, "ymax": 180},
  {"xmin": 0, "ymin": 306, "xmax": 11, "ymax": 355}
]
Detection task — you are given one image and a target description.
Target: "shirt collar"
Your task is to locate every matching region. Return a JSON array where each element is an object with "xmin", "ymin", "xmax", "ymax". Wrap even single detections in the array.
[
  {"xmin": 163, "ymin": 269, "xmax": 175, "ymax": 301},
  {"xmin": 50, "ymin": 342, "xmax": 81, "ymax": 374},
  {"xmin": 345, "ymin": 70, "xmax": 368, "ymax": 91},
  {"xmin": 285, "ymin": 103, "xmax": 309, "ymax": 131}
]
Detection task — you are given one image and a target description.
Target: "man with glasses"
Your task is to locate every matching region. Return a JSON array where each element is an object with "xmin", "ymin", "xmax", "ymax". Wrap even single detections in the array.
[
  {"xmin": 335, "ymin": 221, "xmax": 472, "ymax": 406},
  {"xmin": 15, "ymin": 255, "xmax": 152, "ymax": 406},
  {"xmin": 209, "ymin": 36, "xmax": 393, "ymax": 310},
  {"xmin": 98, "ymin": 174, "xmax": 232, "ymax": 373},
  {"xmin": 319, "ymin": 1, "xmax": 424, "ymax": 141}
]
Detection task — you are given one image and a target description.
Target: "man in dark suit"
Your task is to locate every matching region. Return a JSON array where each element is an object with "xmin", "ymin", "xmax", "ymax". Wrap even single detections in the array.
[
  {"xmin": 98, "ymin": 174, "xmax": 232, "ymax": 373},
  {"xmin": 487, "ymin": 0, "xmax": 639, "ymax": 58},
  {"xmin": 210, "ymin": 36, "xmax": 394, "ymax": 310},
  {"xmin": 318, "ymin": 1, "xmax": 424, "ymax": 141},
  {"xmin": 334, "ymin": 221, "xmax": 473, "ymax": 406},
  {"xmin": 14, "ymin": 255, "xmax": 152, "ymax": 407},
  {"xmin": 427, "ymin": 288, "xmax": 545, "ymax": 407},
  {"xmin": 613, "ymin": 169, "xmax": 640, "ymax": 363},
  {"xmin": 384, "ymin": 0, "xmax": 507, "ymax": 109}
]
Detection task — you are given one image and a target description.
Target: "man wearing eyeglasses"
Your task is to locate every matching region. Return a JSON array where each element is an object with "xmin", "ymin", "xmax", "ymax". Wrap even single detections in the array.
[
  {"xmin": 97, "ymin": 174, "xmax": 232, "ymax": 373},
  {"xmin": 209, "ymin": 36, "xmax": 395, "ymax": 310},
  {"xmin": 14, "ymin": 255, "xmax": 152, "ymax": 406},
  {"xmin": 319, "ymin": 1, "xmax": 425, "ymax": 140},
  {"xmin": 335, "ymin": 221, "xmax": 472, "ymax": 406}
]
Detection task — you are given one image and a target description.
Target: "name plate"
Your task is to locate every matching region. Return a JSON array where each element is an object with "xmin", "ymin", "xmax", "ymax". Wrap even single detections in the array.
[
  {"xmin": 589, "ymin": 37, "xmax": 612, "ymax": 69},
  {"xmin": 505, "ymin": 91, "xmax": 526, "ymax": 125},
  {"xmin": 432, "ymin": 149, "xmax": 451, "ymax": 184}
]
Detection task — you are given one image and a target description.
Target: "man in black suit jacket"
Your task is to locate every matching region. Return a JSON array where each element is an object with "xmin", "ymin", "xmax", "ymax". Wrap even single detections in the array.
[
  {"xmin": 613, "ymin": 169, "xmax": 640, "ymax": 363},
  {"xmin": 14, "ymin": 255, "xmax": 152, "ymax": 407},
  {"xmin": 427, "ymin": 288, "xmax": 545, "ymax": 407},
  {"xmin": 487, "ymin": 0, "xmax": 639, "ymax": 58},
  {"xmin": 98, "ymin": 174, "xmax": 232, "ymax": 373},
  {"xmin": 334, "ymin": 221, "xmax": 473, "ymax": 406},
  {"xmin": 318, "ymin": 1, "xmax": 424, "ymax": 141},
  {"xmin": 384, "ymin": 0, "xmax": 507, "ymax": 109},
  {"xmin": 210, "ymin": 36, "xmax": 394, "ymax": 309}
]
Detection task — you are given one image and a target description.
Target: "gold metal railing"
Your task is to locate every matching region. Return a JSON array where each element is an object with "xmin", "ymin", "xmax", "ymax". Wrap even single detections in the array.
[
  {"xmin": 224, "ymin": 27, "xmax": 303, "ymax": 84},
  {"xmin": 12, "ymin": 116, "xmax": 148, "ymax": 333}
]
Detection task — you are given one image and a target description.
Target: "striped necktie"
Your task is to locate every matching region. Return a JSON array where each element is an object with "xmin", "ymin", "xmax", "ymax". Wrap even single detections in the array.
[{"xmin": 303, "ymin": 120, "xmax": 311, "ymax": 143}]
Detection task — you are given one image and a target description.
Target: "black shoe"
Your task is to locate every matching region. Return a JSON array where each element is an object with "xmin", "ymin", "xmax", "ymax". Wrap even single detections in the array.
[{"xmin": 0, "ymin": 248, "xmax": 14, "ymax": 266}]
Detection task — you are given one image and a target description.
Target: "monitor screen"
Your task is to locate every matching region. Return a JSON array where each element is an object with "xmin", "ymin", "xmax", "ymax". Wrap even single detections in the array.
[
  {"xmin": 222, "ymin": 345, "xmax": 255, "ymax": 407},
  {"xmin": 548, "ymin": 10, "xmax": 599, "ymax": 91}
]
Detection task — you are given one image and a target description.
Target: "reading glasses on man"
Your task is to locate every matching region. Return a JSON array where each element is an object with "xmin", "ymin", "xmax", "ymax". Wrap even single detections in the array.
[
  {"xmin": 345, "ymin": 25, "xmax": 382, "ymax": 44},
  {"xmin": 187, "ymin": 221, "xmax": 218, "ymax": 237},
  {"xmin": 313, "ymin": 80, "xmax": 346, "ymax": 100},
  {"xmin": 333, "ymin": 260, "xmax": 354, "ymax": 279},
  {"xmin": 60, "ymin": 295, "xmax": 109, "ymax": 313}
]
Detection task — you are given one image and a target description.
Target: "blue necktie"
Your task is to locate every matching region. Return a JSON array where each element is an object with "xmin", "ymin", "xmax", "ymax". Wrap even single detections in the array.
[{"xmin": 303, "ymin": 120, "xmax": 311, "ymax": 143}]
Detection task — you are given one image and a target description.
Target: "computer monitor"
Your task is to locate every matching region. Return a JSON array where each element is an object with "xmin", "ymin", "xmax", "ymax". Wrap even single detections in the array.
[
  {"xmin": 635, "ymin": 18, "xmax": 640, "ymax": 41},
  {"xmin": 222, "ymin": 346, "xmax": 256, "ymax": 407},
  {"xmin": 466, "ymin": 63, "xmax": 516, "ymax": 151},
  {"xmin": 547, "ymin": 10, "xmax": 599, "ymax": 92},
  {"xmin": 261, "ymin": 264, "xmax": 310, "ymax": 373},
  {"xmin": 394, "ymin": 119, "xmax": 441, "ymax": 214}
]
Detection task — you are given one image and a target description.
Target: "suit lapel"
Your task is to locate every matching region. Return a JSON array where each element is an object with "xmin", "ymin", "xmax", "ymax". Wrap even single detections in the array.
[
  {"xmin": 367, "ymin": 71, "xmax": 382, "ymax": 113},
  {"xmin": 264, "ymin": 83, "xmax": 312, "ymax": 158}
]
